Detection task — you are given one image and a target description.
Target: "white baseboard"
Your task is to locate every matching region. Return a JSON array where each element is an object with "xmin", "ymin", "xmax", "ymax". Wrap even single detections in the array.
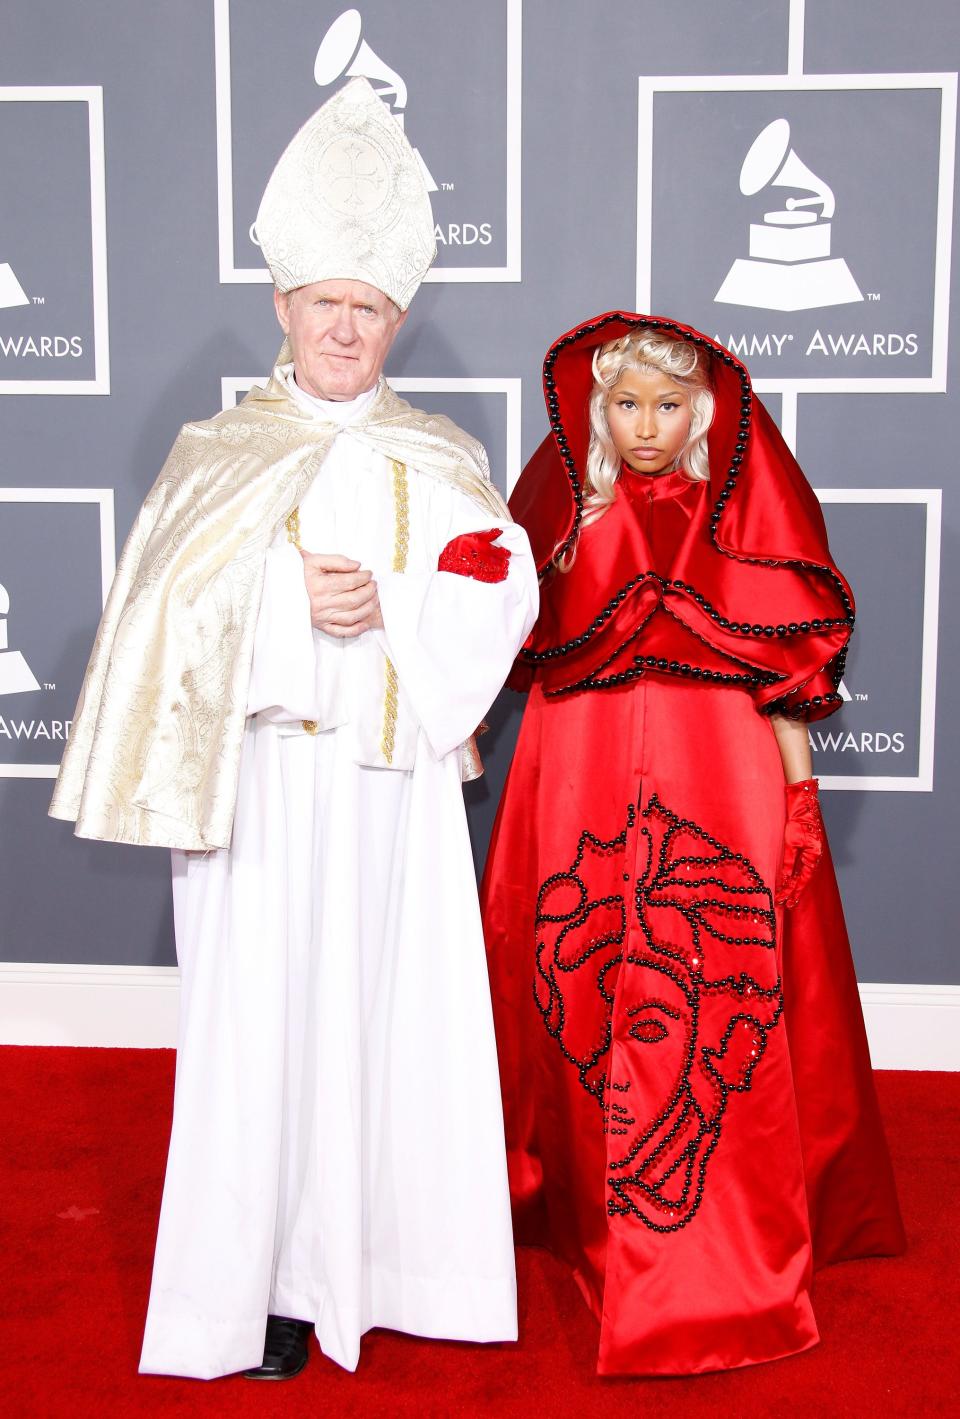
[
  {"xmin": 0, "ymin": 963, "xmax": 180, "ymax": 1049},
  {"xmin": 0, "ymin": 964, "xmax": 958, "ymax": 1068},
  {"xmin": 858, "ymin": 982, "xmax": 960, "ymax": 1071}
]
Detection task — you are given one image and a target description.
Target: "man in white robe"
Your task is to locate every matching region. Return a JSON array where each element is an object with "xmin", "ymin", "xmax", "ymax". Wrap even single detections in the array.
[{"xmin": 50, "ymin": 79, "xmax": 538, "ymax": 1381}]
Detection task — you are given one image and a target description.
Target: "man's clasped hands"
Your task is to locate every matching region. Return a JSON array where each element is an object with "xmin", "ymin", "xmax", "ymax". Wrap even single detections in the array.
[{"xmin": 300, "ymin": 550, "xmax": 384, "ymax": 637}]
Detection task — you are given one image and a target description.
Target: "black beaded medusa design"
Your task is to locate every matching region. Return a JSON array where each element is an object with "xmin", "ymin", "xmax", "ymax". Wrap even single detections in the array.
[
  {"xmin": 533, "ymin": 795, "xmax": 783, "ymax": 1232},
  {"xmin": 533, "ymin": 808, "xmax": 634, "ymax": 1102}
]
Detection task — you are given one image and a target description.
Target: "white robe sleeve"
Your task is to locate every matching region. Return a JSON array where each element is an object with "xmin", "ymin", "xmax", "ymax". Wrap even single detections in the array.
[
  {"xmin": 246, "ymin": 544, "xmax": 317, "ymax": 721},
  {"xmin": 244, "ymin": 541, "xmax": 355, "ymax": 733},
  {"xmin": 375, "ymin": 499, "xmax": 538, "ymax": 761}
]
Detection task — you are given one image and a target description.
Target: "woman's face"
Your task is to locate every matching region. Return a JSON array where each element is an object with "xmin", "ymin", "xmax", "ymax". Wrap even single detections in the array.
[{"xmin": 606, "ymin": 371, "xmax": 693, "ymax": 476}]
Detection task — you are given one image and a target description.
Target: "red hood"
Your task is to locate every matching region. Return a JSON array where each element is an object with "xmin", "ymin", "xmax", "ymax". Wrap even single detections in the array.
[{"xmin": 509, "ymin": 312, "xmax": 854, "ymax": 721}]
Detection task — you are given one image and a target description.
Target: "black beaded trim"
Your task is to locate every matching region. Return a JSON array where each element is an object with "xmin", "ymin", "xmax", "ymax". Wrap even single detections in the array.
[
  {"xmin": 533, "ymin": 312, "xmax": 855, "ymax": 667},
  {"xmin": 761, "ymin": 640, "xmax": 849, "ymax": 719},
  {"xmin": 547, "ymin": 655, "xmax": 783, "ymax": 699},
  {"xmin": 523, "ymin": 568, "xmax": 852, "ymax": 666},
  {"xmin": 765, "ymin": 690, "xmax": 844, "ymax": 720},
  {"xmin": 542, "ymin": 603, "xmax": 785, "ymax": 698}
]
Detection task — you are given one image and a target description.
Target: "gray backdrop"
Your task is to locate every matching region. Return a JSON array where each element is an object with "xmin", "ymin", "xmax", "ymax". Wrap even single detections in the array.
[{"xmin": 0, "ymin": 1, "xmax": 956, "ymax": 986}]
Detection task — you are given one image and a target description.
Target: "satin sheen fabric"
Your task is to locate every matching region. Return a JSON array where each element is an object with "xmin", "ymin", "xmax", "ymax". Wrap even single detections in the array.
[{"xmin": 482, "ymin": 314, "xmax": 904, "ymax": 1375}]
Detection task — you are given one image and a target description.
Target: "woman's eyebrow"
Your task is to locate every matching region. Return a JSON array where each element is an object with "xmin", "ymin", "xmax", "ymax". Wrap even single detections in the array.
[{"xmin": 615, "ymin": 385, "xmax": 685, "ymax": 399}]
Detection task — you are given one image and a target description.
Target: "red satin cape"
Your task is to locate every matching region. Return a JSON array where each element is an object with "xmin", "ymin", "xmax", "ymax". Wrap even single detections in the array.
[
  {"xmin": 510, "ymin": 312, "xmax": 855, "ymax": 720},
  {"xmin": 481, "ymin": 314, "xmax": 904, "ymax": 1376}
]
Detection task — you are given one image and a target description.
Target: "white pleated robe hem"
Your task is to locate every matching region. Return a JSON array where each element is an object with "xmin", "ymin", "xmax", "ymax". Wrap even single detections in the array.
[{"xmin": 139, "ymin": 724, "xmax": 519, "ymax": 1379}]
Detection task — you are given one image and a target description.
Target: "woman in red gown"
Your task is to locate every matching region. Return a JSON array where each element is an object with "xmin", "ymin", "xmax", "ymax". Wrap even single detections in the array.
[{"xmin": 481, "ymin": 312, "xmax": 905, "ymax": 1375}]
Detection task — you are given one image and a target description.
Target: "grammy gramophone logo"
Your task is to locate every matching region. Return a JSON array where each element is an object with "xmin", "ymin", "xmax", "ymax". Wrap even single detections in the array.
[
  {"xmin": 716, "ymin": 118, "xmax": 863, "ymax": 313},
  {"xmin": 0, "ymin": 259, "xmax": 29, "ymax": 310},
  {"xmin": 0, "ymin": 581, "xmax": 40, "ymax": 697},
  {"xmin": 313, "ymin": 8, "xmax": 438, "ymax": 192}
]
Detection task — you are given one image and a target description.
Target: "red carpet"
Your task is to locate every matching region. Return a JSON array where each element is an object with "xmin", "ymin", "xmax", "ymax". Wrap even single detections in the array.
[{"xmin": 0, "ymin": 1047, "xmax": 956, "ymax": 1418}]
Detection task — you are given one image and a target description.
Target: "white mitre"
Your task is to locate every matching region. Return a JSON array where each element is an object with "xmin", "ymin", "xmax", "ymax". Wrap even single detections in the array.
[{"xmin": 255, "ymin": 77, "xmax": 436, "ymax": 311}]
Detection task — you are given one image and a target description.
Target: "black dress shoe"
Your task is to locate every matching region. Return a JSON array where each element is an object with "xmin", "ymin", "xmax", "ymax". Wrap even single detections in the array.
[{"xmin": 243, "ymin": 1315, "xmax": 313, "ymax": 1380}]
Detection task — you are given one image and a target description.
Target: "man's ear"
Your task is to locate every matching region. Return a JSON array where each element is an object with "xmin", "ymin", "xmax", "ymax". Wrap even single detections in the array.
[{"xmin": 274, "ymin": 286, "xmax": 291, "ymax": 335}]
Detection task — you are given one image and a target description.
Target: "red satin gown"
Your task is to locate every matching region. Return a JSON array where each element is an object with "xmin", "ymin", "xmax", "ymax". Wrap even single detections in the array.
[{"xmin": 481, "ymin": 313, "xmax": 905, "ymax": 1376}]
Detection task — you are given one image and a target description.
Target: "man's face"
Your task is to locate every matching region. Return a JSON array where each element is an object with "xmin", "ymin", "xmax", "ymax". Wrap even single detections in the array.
[{"xmin": 274, "ymin": 278, "xmax": 407, "ymax": 402}]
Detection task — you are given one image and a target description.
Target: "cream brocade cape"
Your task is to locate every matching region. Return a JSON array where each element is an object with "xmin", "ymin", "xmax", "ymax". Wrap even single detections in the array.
[{"xmin": 49, "ymin": 349, "xmax": 510, "ymax": 851}]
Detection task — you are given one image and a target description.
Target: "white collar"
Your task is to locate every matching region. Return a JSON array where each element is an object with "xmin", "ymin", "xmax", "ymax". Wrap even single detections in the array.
[{"xmin": 278, "ymin": 362, "xmax": 380, "ymax": 426}]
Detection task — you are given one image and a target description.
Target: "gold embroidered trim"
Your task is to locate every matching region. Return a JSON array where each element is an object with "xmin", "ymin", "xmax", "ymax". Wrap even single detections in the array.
[
  {"xmin": 284, "ymin": 507, "xmax": 318, "ymax": 735},
  {"xmin": 381, "ymin": 459, "xmax": 409, "ymax": 764},
  {"xmin": 390, "ymin": 459, "xmax": 410, "ymax": 573}
]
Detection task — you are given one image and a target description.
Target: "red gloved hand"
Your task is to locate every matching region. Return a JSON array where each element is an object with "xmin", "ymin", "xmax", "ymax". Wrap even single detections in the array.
[
  {"xmin": 775, "ymin": 778, "xmax": 824, "ymax": 909},
  {"xmin": 438, "ymin": 528, "xmax": 511, "ymax": 583}
]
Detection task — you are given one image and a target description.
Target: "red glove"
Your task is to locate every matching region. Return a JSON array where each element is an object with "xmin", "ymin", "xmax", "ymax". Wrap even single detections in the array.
[
  {"xmin": 775, "ymin": 778, "xmax": 824, "ymax": 909},
  {"xmin": 438, "ymin": 528, "xmax": 511, "ymax": 583}
]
